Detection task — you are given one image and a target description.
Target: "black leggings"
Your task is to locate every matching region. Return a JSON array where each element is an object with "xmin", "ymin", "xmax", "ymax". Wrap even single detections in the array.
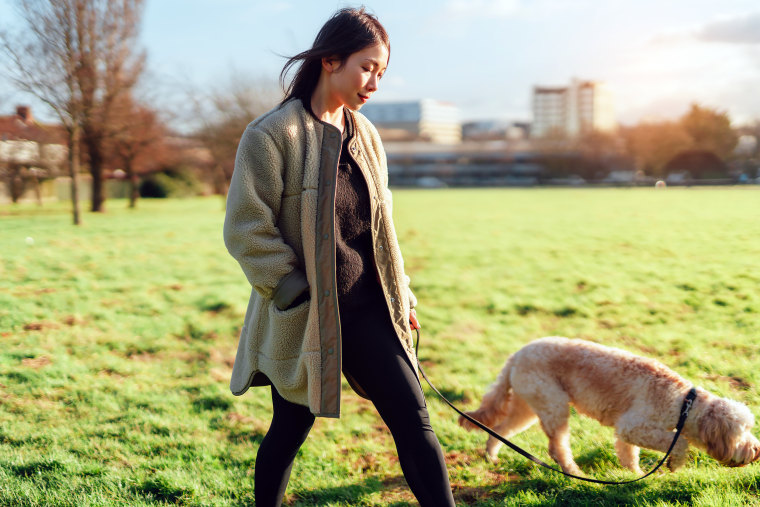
[{"xmin": 254, "ymin": 295, "xmax": 455, "ymax": 506}]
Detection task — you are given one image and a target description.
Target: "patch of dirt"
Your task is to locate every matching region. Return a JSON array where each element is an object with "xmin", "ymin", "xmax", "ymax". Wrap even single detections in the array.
[
  {"xmin": 444, "ymin": 450, "xmax": 475, "ymax": 467},
  {"xmin": 208, "ymin": 348, "xmax": 235, "ymax": 369},
  {"xmin": 225, "ymin": 412, "xmax": 255, "ymax": 425},
  {"xmin": 97, "ymin": 368, "xmax": 127, "ymax": 379},
  {"xmin": 21, "ymin": 356, "xmax": 51, "ymax": 368},
  {"xmin": 62, "ymin": 315, "xmax": 85, "ymax": 326},
  {"xmin": 703, "ymin": 374, "xmax": 752, "ymax": 391},
  {"xmin": 23, "ymin": 321, "xmax": 59, "ymax": 331},
  {"xmin": 354, "ymin": 452, "xmax": 382, "ymax": 473}
]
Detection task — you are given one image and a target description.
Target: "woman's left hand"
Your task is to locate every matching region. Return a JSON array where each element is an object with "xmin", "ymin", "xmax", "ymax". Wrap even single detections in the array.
[{"xmin": 409, "ymin": 309, "xmax": 421, "ymax": 330}]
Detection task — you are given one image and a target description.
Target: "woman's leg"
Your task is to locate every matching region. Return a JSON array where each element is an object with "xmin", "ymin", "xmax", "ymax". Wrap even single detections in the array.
[
  {"xmin": 254, "ymin": 385, "xmax": 315, "ymax": 507},
  {"xmin": 342, "ymin": 307, "xmax": 455, "ymax": 507}
]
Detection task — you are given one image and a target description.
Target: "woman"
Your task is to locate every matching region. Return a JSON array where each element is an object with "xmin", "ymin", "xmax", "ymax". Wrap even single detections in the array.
[{"xmin": 223, "ymin": 7, "xmax": 455, "ymax": 506}]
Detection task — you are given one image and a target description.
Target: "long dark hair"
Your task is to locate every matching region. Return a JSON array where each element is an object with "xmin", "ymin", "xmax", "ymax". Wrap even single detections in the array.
[{"xmin": 280, "ymin": 7, "xmax": 390, "ymax": 105}]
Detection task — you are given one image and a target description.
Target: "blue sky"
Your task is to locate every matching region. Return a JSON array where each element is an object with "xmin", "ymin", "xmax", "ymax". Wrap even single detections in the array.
[{"xmin": 2, "ymin": 0, "xmax": 760, "ymax": 125}]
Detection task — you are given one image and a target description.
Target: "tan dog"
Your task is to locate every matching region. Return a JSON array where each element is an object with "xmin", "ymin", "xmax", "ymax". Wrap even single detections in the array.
[{"xmin": 459, "ymin": 337, "xmax": 760, "ymax": 474}]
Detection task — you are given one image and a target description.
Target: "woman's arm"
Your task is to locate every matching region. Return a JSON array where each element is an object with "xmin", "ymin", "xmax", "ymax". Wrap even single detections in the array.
[
  {"xmin": 376, "ymin": 138, "xmax": 417, "ymax": 311},
  {"xmin": 223, "ymin": 125, "xmax": 309, "ymax": 309}
]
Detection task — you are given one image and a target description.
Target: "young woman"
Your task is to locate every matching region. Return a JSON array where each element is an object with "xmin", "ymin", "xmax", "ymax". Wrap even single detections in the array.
[{"xmin": 223, "ymin": 7, "xmax": 455, "ymax": 506}]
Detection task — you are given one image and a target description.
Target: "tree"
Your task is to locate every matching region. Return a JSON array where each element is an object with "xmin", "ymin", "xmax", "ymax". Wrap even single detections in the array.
[
  {"xmin": 1, "ymin": 0, "xmax": 146, "ymax": 219},
  {"xmin": 680, "ymin": 104, "xmax": 738, "ymax": 161},
  {"xmin": 107, "ymin": 95, "xmax": 169, "ymax": 208},
  {"xmin": 189, "ymin": 74, "xmax": 279, "ymax": 195},
  {"xmin": 620, "ymin": 122, "xmax": 693, "ymax": 177}
]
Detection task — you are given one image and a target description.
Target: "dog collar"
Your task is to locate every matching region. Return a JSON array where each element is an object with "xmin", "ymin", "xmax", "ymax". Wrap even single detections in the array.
[{"xmin": 679, "ymin": 387, "xmax": 698, "ymax": 424}]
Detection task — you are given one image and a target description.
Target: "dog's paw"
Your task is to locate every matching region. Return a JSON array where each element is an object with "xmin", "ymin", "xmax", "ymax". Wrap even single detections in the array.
[
  {"xmin": 666, "ymin": 455, "xmax": 685, "ymax": 472},
  {"xmin": 458, "ymin": 413, "xmax": 477, "ymax": 430}
]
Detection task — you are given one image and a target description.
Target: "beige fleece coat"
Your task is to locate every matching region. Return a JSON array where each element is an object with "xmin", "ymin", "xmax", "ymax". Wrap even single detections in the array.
[{"xmin": 223, "ymin": 99, "xmax": 417, "ymax": 418}]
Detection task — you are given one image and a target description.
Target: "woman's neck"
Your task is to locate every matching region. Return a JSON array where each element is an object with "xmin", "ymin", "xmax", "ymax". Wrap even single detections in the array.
[{"xmin": 310, "ymin": 80, "xmax": 345, "ymax": 133}]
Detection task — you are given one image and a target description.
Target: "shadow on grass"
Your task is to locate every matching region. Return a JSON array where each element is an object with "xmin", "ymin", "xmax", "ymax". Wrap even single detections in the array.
[{"xmin": 226, "ymin": 457, "xmax": 702, "ymax": 506}]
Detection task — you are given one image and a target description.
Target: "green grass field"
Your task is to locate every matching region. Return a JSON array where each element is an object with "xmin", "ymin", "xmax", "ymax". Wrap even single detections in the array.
[{"xmin": 1, "ymin": 188, "xmax": 759, "ymax": 506}]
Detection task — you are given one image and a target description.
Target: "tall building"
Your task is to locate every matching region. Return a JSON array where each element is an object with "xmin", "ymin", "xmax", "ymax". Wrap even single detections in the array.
[
  {"xmin": 360, "ymin": 99, "xmax": 461, "ymax": 144},
  {"xmin": 532, "ymin": 79, "xmax": 615, "ymax": 138}
]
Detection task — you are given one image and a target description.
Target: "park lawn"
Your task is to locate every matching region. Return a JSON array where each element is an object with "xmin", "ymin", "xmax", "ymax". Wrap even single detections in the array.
[{"xmin": 1, "ymin": 187, "xmax": 759, "ymax": 506}]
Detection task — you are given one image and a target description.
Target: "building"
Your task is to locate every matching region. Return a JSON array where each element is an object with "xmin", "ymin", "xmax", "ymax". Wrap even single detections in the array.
[
  {"xmin": 360, "ymin": 99, "xmax": 462, "ymax": 144},
  {"xmin": 0, "ymin": 106, "xmax": 67, "ymax": 166},
  {"xmin": 1, "ymin": 106, "xmax": 68, "ymax": 203},
  {"xmin": 532, "ymin": 79, "xmax": 615, "ymax": 138},
  {"xmin": 462, "ymin": 120, "xmax": 531, "ymax": 141}
]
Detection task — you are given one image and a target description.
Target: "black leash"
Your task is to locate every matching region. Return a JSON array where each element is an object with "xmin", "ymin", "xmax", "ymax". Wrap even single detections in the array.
[{"xmin": 414, "ymin": 328, "xmax": 698, "ymax": 485}]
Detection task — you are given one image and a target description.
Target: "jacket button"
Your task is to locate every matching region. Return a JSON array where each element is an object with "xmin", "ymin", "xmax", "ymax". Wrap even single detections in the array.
[
  {"xmin": 378, "ymin": 245, "xmax": 383, "ymax": 250},
  {"xmin": 323, "ymin": 233, "xmax": 329, "ymax": 239},
  {"xmin": 328, "ymin": 348, "xmax": 334, "ymax": 354},
  {"xmin": 330, "ymin": 132, "xmax": 336, "ymax": 139},
  {"xmin": 323, "ymin": 290, "xmax": 330, "ymax": 296},
  {"xmin": 390, "ymin": 297, "xmax": 395, "ymax": 303}
]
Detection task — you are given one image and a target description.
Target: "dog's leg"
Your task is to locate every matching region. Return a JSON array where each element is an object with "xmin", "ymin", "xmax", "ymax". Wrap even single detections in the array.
[
  {"xmin": 530, "ymin": 403, "xmax": 581, "ymax": 475},
  {"xmin": 614, "ymin": 437, "xmax": 642, "ymax": 474},
  {"xmin": 616, "ymin": 416, "xmax": 690, "ymax": 472},
  {"xmin": 484, "ymin": 394, "xmax": 538, "ymax": 462}
]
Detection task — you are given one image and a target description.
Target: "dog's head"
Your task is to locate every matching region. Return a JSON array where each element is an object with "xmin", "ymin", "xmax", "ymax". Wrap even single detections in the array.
[{"xmin": 697, "ymin": 397, "xmax": 760, "ymax": 467}]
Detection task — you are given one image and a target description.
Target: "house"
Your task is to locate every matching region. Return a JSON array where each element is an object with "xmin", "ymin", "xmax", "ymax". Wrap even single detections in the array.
[{"xmin": 0, "ymin": 106, "xmax": 68, "ymax": 203}]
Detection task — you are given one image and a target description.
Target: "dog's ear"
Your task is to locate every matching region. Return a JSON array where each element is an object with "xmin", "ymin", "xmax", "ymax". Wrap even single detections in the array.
[{"xmin": 698, "ymin": 398, "xmax": 749, "ymax": 464}]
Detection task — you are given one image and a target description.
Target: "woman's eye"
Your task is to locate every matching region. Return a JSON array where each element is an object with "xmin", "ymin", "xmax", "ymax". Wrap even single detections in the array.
[{"xmin": 362, "ymin": 66, "xmax": 371, "ymax": 72}]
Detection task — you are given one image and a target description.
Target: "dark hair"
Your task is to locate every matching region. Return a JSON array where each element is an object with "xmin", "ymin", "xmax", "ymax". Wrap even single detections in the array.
[{"xmin": 280, "ymin": 7, "xmax": 390, "ymax": 105}]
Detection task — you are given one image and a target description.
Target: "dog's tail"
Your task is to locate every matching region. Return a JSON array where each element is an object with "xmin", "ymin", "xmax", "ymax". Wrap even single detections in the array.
[{"xmin": 459, "ymin": 353, "xmax": 515, "ymax": 430}]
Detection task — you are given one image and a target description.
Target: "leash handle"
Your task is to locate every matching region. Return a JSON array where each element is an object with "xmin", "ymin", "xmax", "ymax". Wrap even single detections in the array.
[{"xmin": 414, "ymin": 328, "xmax": 697, "ymax": 485}]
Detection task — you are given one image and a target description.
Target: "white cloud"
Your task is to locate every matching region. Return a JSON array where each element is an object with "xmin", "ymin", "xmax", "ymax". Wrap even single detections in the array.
[{"xmin": 697, "ymin": 11, "xmax": 760, "ymax": 44}]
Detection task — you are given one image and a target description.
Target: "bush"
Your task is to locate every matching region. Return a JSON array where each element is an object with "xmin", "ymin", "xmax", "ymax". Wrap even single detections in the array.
[{"xmin": 139, "ymin": 168, "xmax": 204, "ymax": 198}]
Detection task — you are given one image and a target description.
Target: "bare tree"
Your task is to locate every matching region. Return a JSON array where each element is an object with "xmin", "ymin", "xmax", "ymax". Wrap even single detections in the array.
[
  {"xmin": 107, "ymin": 94, "xmax": 169, "ymax": 208},
  {"xmin": 189, "ymin": 73, "xmax": 279, "ymax": 195},
  {"xmin": 1, "ymin": 0, "xmax": 146, "ymax": 220}
]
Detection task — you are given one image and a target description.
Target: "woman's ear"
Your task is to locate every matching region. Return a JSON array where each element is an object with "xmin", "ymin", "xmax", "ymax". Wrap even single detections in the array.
[{"xmin": 322, "ymin": 56, "xmax": 337, "ymax": 73}]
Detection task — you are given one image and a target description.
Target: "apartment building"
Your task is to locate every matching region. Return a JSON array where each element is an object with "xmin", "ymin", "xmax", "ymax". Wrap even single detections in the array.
[
  {"xmin": 532, "ymin": 79, "xmax": 615, "ymax": 138},
  {"xmin": 360, "ymin": 99, "xmax": 462, "ymax": 144}
]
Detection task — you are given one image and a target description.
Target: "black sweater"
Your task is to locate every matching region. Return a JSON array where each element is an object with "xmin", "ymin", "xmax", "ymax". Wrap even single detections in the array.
[{"xmin": 334, "ymin": 112, "xmax": 378, "ymax": 313}]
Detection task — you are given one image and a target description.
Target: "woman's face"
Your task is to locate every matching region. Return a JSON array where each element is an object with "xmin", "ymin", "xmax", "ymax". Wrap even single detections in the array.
[{"xmin": 324, "ymin": 43, "xmax": 389, "ymax": 111}]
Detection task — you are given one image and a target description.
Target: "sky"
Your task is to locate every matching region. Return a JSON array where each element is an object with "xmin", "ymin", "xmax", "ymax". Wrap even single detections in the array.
[{"xmin": 2, "ymin": 0, "xmax": 760, "ymax": 126}]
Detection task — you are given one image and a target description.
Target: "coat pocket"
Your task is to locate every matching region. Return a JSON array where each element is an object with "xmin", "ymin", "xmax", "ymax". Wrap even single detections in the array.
[{"xmin": 258, "ymin": 299, "xmax": 310, "ymax": 360}]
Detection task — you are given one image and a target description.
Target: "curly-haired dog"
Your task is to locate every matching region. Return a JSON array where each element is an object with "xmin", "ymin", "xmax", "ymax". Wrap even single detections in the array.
[{"xmin": 459, "ymin": 337, "xmax": 760, "ymax": 474}]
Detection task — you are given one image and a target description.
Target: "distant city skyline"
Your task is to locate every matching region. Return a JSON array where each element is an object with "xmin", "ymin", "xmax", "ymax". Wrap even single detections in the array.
[{"xmin": 1, "ymin": 0, "xmax": 760, "ymax": 126}]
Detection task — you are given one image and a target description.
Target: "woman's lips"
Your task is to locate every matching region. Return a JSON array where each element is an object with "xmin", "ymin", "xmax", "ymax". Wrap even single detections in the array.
[{"xmin": 358, "ymin": 94, "xmax": 369, "ymax": 103}]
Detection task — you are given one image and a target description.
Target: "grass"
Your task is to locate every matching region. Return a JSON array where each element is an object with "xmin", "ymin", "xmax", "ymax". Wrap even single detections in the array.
[{"xmin": 1, "ymin": 188, "xmax": 759, "ymax": 506}]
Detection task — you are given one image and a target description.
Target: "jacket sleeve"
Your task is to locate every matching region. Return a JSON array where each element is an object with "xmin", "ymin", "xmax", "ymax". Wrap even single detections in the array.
[
  {"xmin": 377, "ymin": 141, "xmax": 418, "ymax": 310},
  {"xmin": 223, "ymin": 125, "xmax": 309, "ymax": 309}
]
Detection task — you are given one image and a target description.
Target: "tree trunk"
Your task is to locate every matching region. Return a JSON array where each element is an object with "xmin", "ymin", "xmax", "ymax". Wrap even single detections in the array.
[
  {"xmin": 32, "ymin": 171, "xmax": 42, "ymax": 206},
  {"xmin": 125, "ymin": 160, "xmax": 139, "ymax": 209},
  {"xmin": 90, "ymin": 165, "xmax": 105, "ymax": 212},
  {"xmin": 214, "ymin": 163, "xmax": 229, "ymax": 196},
  {"xmin": 10, "ymin": 166, "xmax": 24, "ymax": 203},
  {"xmin": 87, "ymin": 137, "xmax": 106, "ymax": 213},
  {"xmin": 69, "ymin": 127, "xmax": 82, "ymax": 226}
]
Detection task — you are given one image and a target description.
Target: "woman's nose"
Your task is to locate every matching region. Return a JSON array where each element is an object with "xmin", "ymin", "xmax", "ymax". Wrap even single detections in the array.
[{"xmin": 367, "ymin": 75, "xmax": 378, "ymax": 92}]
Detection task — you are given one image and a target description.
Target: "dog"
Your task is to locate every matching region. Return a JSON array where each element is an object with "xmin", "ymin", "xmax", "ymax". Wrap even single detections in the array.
[{"xmin": 459, "ymin": 337, "xmax": 760, "ymax": 475}]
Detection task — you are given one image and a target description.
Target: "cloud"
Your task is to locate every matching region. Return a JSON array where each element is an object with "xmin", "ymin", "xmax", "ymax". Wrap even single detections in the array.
[{"xmin": 697, "ymin": 12, "xmax": 760, "ymax": 44}]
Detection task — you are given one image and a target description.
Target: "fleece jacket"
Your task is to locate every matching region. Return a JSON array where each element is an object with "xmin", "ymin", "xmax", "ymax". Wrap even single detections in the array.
[{"xmin": 223, "ymin": 98, "xmax": 417, "ymax": 417}]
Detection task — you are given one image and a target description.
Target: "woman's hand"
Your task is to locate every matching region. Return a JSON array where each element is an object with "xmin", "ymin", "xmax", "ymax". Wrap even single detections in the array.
[{"xmin": 409, "ymin": 309, "xmax": 420, "ymax": 331}]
